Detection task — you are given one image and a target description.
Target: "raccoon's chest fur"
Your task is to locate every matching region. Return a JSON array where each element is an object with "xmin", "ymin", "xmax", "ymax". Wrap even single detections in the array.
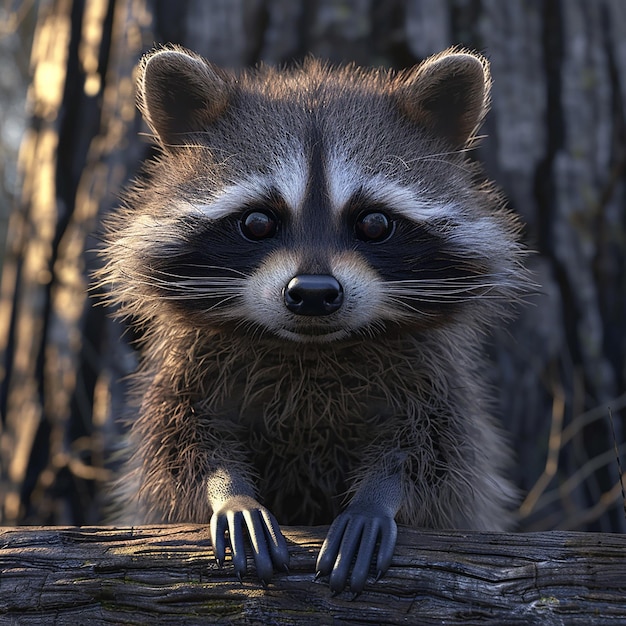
[{"xmin": 193, "ymin": 340, "xmax": 412, "ymax": 525}]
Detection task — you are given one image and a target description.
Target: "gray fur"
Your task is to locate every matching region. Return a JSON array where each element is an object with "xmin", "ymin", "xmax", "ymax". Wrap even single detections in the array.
[{"xmin": 98, "ymin": 46, "xmax": 528, "ymax": 589}]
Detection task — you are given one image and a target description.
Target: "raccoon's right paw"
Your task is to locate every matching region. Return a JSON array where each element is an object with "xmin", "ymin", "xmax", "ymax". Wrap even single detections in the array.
[{"xmin": 209, "ymin": 495, "xmax": 290, "ymax": 585}]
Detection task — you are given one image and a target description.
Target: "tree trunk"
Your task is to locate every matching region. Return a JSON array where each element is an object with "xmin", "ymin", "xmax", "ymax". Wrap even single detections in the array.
[
  {"xmin": 2, "ymin": 524, "xmax": 626, "ymax": 625},
  {"xmin": 0, "ymin": 0, "xmax": 624, "ymax": 533}
]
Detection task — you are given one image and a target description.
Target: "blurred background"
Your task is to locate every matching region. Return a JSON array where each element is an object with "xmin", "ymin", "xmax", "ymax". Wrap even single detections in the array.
[{"xmin": 0, "ymin": 0, "xmax": 624, "ymax": 533}]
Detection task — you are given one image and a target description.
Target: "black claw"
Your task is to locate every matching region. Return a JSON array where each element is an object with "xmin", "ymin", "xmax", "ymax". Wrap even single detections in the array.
[
  {"xmin": 331, "ymin": 589, "xmax": 341, "ymax": 598},
  {"xmin": 259, "ymin": 578, "xmax": 269, "ymax": 589},
  {"xmin": 237, "ymin": 572, "xmax": 243, "ymax": 586},
  {"xmin": 374, "ymin": 570, "xmax": 383, "ymax": 583},
  {"xmin": 350, "ymin": 591, "xmax": 362, "ymax": 601},
  {"xmin": 282, "ymin": 564, "xmax": 290, "ymax": 574},
  {"xmin": 313, "ymin": 571, "xmax": 322, "ymax": 582}
]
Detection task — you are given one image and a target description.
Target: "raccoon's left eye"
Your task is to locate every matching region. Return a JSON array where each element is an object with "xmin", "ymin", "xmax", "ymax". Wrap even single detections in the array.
[
  {"xmin": 354, "ymin": 211, "xmax": 393, "ymax": 242},
  {"xmin": 240, "ymin": 210, "xmax": 278, "ymax": 240}
]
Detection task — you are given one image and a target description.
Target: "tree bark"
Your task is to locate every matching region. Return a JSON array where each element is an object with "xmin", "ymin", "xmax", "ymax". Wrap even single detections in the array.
[
  {"xmin": 0, "ymin": 0, "xmax": 624, "ymax": 532},
  {"xmin": 1, "ymin": 525, "xmax": 626, "ymax": 625}
]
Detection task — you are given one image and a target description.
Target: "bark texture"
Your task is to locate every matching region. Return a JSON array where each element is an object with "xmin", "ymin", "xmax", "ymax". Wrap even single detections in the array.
[
  {"xmin": 1, "ymin": 524, "xmax": 626, "ymax": 625},
  {"xmin": 0, "ymin": 0, "xmax": 625, "ymax": 535}
]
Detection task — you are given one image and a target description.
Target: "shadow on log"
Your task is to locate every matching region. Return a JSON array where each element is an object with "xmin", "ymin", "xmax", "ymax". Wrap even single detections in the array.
[{"xmin": 1, "ymin": 525, "xmax": 625, "ymax": 625}]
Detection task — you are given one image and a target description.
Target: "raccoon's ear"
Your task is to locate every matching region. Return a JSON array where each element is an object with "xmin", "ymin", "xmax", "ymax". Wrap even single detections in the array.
[
  {"xmin": 395, "ymin": 50, "xmax": 490, "ymax": 148},
  {"xmin": 138, "ymin": 48, "xmax": 230, "ymax": 151}
]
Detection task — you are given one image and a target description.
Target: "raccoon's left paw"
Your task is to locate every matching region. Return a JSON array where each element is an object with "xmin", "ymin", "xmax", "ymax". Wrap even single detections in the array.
[
  {"xmin": 315, "ymin": 505, "xmax": 397, "ymax": 595},
  {"xmin": 210, "ymin": 495, "xmax": 290, "ymax": 585}
]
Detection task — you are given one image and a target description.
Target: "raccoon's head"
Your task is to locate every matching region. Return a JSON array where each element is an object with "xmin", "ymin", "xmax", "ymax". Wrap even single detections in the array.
[{"xmin": 103, "ymin": 47, "xmax": 524, "ymax": 344}]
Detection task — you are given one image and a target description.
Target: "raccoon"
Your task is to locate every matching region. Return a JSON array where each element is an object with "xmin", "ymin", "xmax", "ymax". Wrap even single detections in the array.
[{"xmin": 99, "ymin": 46, "xmax": 527, "ymax": 594}]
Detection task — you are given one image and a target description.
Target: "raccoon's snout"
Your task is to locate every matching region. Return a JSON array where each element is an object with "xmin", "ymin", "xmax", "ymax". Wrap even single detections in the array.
[{"xmin": 283, "ymin": 275, "xmax": 344, "ymax": 316}]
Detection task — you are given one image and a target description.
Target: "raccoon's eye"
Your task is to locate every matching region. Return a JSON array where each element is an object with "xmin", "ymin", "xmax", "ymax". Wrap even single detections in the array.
[
  {"xmin": 354, "ymin": 211, "xmax": 393, "ymax": 242},
  {"xmin": 240, "ymin": 210, "xmax": 278, "ymax": 240}
]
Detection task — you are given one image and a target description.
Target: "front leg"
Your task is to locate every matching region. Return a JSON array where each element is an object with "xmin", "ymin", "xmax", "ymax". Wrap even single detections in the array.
[
  {"xmin": 207, "ymin": 468, "xmax": 290, "ymax": 584},
  {"xmin": 135, "ymin": 380, "xmax": 290, "ymax": 584},
  {"xmin": 315, "ymin": 470, "xmax": 402, "ymax": 594}
]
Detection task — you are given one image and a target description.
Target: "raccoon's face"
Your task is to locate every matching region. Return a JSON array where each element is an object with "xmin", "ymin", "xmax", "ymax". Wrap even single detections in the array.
[{"xmin": 105, "ymin": 48, "xmax": 523, "ymax": 344}]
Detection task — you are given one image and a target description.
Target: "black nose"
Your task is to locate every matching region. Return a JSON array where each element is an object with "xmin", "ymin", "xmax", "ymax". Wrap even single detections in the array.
[{"xmin": 283, "ymin": 274, "xmax": 344, "ymax": 316}]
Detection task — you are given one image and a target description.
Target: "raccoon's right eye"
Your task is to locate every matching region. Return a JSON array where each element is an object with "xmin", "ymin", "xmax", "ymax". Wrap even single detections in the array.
[
  {"xmin": 354, "ymin": 210, "xmax": 394, "ymax": 242},
  {"xmin": 240, "ymin": 210, "xmax": 278, "ymax": 241}
]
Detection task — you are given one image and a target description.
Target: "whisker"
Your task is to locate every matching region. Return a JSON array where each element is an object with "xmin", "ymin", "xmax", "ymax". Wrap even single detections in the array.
[
  {"xmin": 382, "ymin": 273, "xmax": 528, "ymax": 307},
  {"xmin": 151, "ymin": 265, "xmax": 250, "ymax": 279}
]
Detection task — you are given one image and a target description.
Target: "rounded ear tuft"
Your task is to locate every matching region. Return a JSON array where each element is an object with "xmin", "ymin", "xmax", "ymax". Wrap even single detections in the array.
[
  {"xmin": 138, "ymin": 47, "xmax": 230, "ymax": 151},
  {"xmin": 395, "ymin": 49, "xmax": 490, "ymax": 147}
]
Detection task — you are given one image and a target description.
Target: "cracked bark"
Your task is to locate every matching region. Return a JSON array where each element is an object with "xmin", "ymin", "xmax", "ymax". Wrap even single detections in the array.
[{"xmin": 1, "ymin": 525, "xmax": 626, "ymax": 625}]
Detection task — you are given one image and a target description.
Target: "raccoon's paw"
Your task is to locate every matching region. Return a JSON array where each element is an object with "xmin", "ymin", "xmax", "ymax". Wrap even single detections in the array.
[
  {"xmin": 315, "ymin": 505, "xmax": 397, "ymax": 595},
  {"xmin": 209, "ymin": 495, "xmax": 290, "ymax": 585}
]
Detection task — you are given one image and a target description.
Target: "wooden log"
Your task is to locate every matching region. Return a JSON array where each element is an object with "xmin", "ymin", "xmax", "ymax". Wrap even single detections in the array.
[{"xmin": 1, "ymin": 525, "xmax": 625, "ymax": 625}]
